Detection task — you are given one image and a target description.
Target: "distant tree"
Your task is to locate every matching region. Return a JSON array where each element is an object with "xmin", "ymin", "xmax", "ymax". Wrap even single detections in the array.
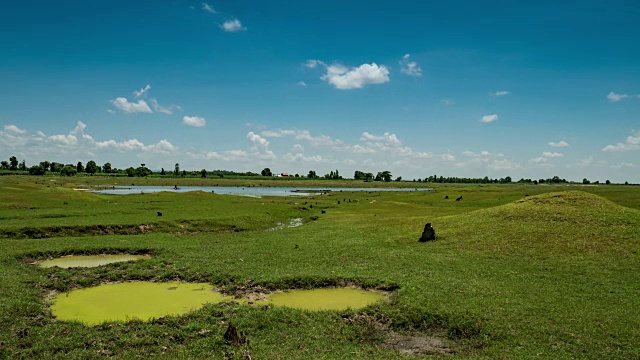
[
  {"xmin": 18, "ymin": 160, "xmax": 26, "ymax": 171},
  {"xmin": 102, "ymin": 162, "xmax": 112, "ymax": 173},
  {"xmin": 308, "ymin": 170, "xmax": 317, "ymax": 179},
  {"xmin": 174, "ymin": 163, "xmax": 180, "ymax": 176},
  {"xmin": 593, "ymin": 180, "xmax": 600, "ymax": 185},
  {"xmin": 40, "ymin": 161, "xmax": 51, "ymax": 171},
  {"xmin": 160, "ymin": 168, "xmax": 166, "ymax": 175},
  {"xmin": 85, "ymin": 160, "xmax": 98, "ymax": 175},
  {"xmin": 0, "ymin": 161, "xmax": 8, "ymax": 170},
  {"xmin": 135, "ymin": 166, "xmax": 152, "ymax": 177},
  {"xmin": 50, "ymin": 162, "xmax": 61, "ymax": 172},
  {"xmin": 354, "ymin": 170, "xmax": 365, "ymax": 180},
  {"xmin": 76, "ymin": 161, "xmax": 84, "ymax": 173},
  {"xmin": 261, "ymin": 168, "xmax": 272, "ymax": 176},
  {"xmin": 395, "ymin": 176, "xmax": 402, "ymax": 182},
  {"xmin": 605, "ymin": 180, "xmax": 611, "ymax": 185},
  {"xmin": 364, "ymin": 172, "xmax": 373, "ymax": 181},
  {"xmin": 201, "ymin": 169, "xmax": 207, "ymax": 178},
  {"xmin": 28, "ymin": 165, "xmax": 46, "ymax": 175},
  {"xmin": 377, "ymin": 171, "xmax": 392, "ymax": 182},
  {"xmin": 9, "ymin": 156, "xmax": 18, "ymax": 170},
  {"xmin": 504, "ymin": 176, "xmax": 512, "ymax": 183},
  {"xmin": 294, "ymin": 173, "xmax": 299, "ymax": 177},
  {"xmin": 582, "ymin": 178, "xmax": 590, "ymax": 184},
  {"xmin": 625, "ymin": 181, "xmax": 629, "ymax": 185},
  {"xmin": 182, "ymin": 170, "xmax": 187, "ymax": 177},
  {"xmin": 126, "ymin": 167, "xmax": 135, "ymax": 177},
  {"xmin": 60, "ymin": 165, "xmax": 77, "ymax": 176}
]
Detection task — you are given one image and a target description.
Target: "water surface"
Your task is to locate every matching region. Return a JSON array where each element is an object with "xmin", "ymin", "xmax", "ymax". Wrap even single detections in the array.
[
  {"xmin": 266, "ymin": 288, "xmax": 387, "ymax": 311},
  {"xmin": 92, "ymin": 186, "xmax": 430, "ymax": 197},
  {"xmin": 51, "ymin": 281, "xmax": 231, "ymax": 325},
  {"xmin": 39, "ymin": 254, "xmax": 149, "ymax": 268}
]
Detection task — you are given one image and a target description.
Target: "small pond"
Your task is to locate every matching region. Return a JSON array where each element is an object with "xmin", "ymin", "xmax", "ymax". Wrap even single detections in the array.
[
  {"xmin": 264, "ymin": 288, "xmax": 387, "ymax": 311},
  {"xmin": 91, "ymin": 186, "xmax": 431, "ymax": 197},
  {"xmin": 39, "ymin": 254, "xmax": 149, "ymax": 268},
  {"xmin": 51, "ymin": 282, "xmax": 231, "ymax": 325}
]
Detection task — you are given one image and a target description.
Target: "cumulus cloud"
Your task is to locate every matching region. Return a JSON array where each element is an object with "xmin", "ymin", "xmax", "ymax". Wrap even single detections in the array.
[
  {"xmin": 260, "ymin": 129, "xmax": 341, "ymax": 146},
  {"xmin": 543, "ymin": 151, "xmax": 564, "ymax": 158},
  {"xmin": 292, "ymin": 144, "xmax": 304, "ymax": 152},
  {"xmin": 480, "ymin": 114, "xmax": 499, "ymax": 123},
  {"xmin": 602, "ymin": 130, "xmax": 640, "ymax": 152},
  {"xmin": 399, "ymin": 54, "xmax": 422, "ymax": 77},
  {"xmin": 110, "ymin": 97, "xmax": 152, "ymax": 113},
  {"xmin": 133, "ymin": 84, "xmax": 151, "ymax": 98},
  {"xmin": 549, "ymin": 140, "xmax": 570, "ymax": 147},
  {"xmin": 221, "ymin": 19, "xmax": 246, "ymax": 32},
  {"xmin": 441, "ymin": 153, "xmax": 456, "ymax": 162},
  {"xmin": 4, "ymin": 124, "xmax": 27, "ymax": 135},
  {"xmin": 202, "ymin": 2, "xmax": 216, "ymax": 13},
  {"xmin": 48, "ymin": 134, "xmax": 77, "ymax": 146},
  {"xmin": 361, "ymin": 132, "xmax": 401, "ymax": 146},
  {"xmin": 247, "ymin": 131, "xmax": 275, "ymax": 159},
  {"xmin": 182, "ymin": 116, "xmax": 206, "ymax": 127},
  {"xmin": 530, "ymin": 157, "xmax": 548, "ymax": 164},
  {"xmin": 491, "ymin": 91, "xmax": 510, "ymax": 96},
  {"xmin": 607, "ymin": 92, "xmax": 629, "ymax": 102},
  {"xmin": 305, "ymin": 59, "xmax": 390, "ymax": 90},
  {"xmin": 282, "ymin": 153, "xmax": 325, "ymax": 163}
]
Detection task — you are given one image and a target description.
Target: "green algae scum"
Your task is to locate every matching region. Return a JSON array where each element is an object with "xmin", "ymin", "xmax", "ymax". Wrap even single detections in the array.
[
  {"xmin": 39, "ymin": 254, "xmax": 150, "ymax": 268},
  {"xmin": 51, "ymin": 282, "xmax": 232, "ymax": 325},
  {"xmin": 265, "ymin": 288, "xmax": 387, "ymax": 311}
]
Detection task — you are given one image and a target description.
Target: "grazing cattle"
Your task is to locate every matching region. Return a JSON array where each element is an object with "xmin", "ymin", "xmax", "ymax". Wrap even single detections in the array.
[
  {"xmin": 321, "ymin": 210, "xmax": 326, "ymax": 214},
  {"xmin": 157, "ymin": 212, "xmax": 162, "ymax": 216},
  {"xmin": 338, "ymin": 201, "xmax": 340, "ymax": 204},
  {"xmin": 456, "ymin": 196, "xmax": 463, "ymax": 201},
  {"xmin": 445, "ymin": 195, "xmax": 449, "ymax": 199}
]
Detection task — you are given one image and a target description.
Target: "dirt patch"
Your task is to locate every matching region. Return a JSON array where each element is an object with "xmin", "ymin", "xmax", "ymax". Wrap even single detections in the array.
[{"xmin": 383, "ymin": 331, "xmax": 453, "ymax": 356}]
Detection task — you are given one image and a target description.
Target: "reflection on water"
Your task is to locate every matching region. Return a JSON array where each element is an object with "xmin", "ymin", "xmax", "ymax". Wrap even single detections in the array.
[
  {"xmin": 264, "ymin": 288, "xmax": 387, "ymax": 311},
  {"xmin": 92, "ymin": 185, "xmax": 431, "ymax": 197}
]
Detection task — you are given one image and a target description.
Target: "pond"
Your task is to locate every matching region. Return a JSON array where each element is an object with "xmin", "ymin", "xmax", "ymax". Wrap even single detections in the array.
[
  {"xmin": 51, "ymin": 282, "xmax": 231, "ymax": 325},
  {"xmin": 263, "ymin": 288, "xmax": 387, "ymax": 311},
  {"xmin": 39, "ymin": 254, "xmax": 149, "ymax": 268},
  {"xmin": 91, "ymin": 186, "xmax": 431, "ymax": 197}
]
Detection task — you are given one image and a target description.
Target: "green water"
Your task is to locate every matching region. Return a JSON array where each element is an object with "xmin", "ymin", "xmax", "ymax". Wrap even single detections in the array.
[
  {"xmin": 51, "ymin": 282, "xmax": 232, "ymax": 325},
  {"xmin": 266, "ymin": 288, "xmax": 387, "ymax": 311},
  {"xmin": 39, "ymin": 254, "xmax": 149, "ymax": 268}
]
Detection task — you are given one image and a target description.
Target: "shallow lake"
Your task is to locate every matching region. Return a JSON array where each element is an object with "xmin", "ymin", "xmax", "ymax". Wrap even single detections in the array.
[
  {"xmin": 39, "ymin": 254, "xmax": 149, "ymax": 268},
  {"xmin": 92, "ymin": 186, "xmax": 431, "ymax": 197},
  {"xmin": 51, "ymin": 282, "xmax": 231, "ymax": 325},
  {"xmin": 264, "ymin": 288, "xmax": 387, "ymax": 311}
]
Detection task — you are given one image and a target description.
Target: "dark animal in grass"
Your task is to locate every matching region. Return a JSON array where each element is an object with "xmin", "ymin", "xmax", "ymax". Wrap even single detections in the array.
[
  {"xmin": 321, "ymin": 210, "xmax": 326, "ymax": 214},
  {"xmin": 445, "ymin": 195, "xmax": 449, "ymax": 199},
  {"xmin": 419, "ymin": 223, "xmax": 436, "ymax": 242},
  {"xmin": 338, "ymin": 200, "xmax": 340, "ymax": 204},
  {"xmin": 157, "ymin": 212, "xmax": 162, "ymax": 216},
  {"xmin": 224, "ymin": 322, "xmax": 247, "ymax": 346},
  {"xmin": 455, "ymin": 196, "xmax": 462, "ymax": 201}
]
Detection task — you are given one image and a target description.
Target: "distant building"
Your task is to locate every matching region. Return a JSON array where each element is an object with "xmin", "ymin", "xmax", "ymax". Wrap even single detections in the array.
[{"xmin": 279, "ymin": 172, "xmax": 290, "ymax": 177}]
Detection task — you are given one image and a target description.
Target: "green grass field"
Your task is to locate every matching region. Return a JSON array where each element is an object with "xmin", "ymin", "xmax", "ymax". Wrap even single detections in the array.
[{"xmin": 1, "ymin": 175, "xmax": 638, "ymax": 359}]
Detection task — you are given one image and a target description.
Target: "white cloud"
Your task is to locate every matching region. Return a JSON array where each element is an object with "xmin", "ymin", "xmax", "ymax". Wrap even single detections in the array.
[
  {"xmin": 292, "ymin": 144, "xmax": 304, "ymax": 152},
  {"xmin": 150, "ymin": 98, "xmax": 179, "ymax": 115},
  {"xmin": 489, "ymin": 159, "xmax": 519, "ymax": 170},
  {"xmin": 543, "ymin": 151, "xmax": 564, "ymax": 158},
  {"xmin": 480, "ymin": 114, "xmax": 499, "ymax": 123},
  {"xmin": 321, "ymin": 62, "xmax": 390, "ymax": 90},
  {"xmin": 441, "ymin": 99, "xmax": 455, "ymax": 106},
  {"xmin": 182, "ymin": 116, "xmax": 206, "ymax": 127},
  {"xmin": 350, "ymin": 144, "xmax": 376, "ymax": 154},
  {"xmin": 202, "ymin": 2, "xmax": 216, "ymax": 13},
  {"xmin": 491, "ymin": 91, "xmax": 510, "ymax": 96},
  {"xmin": 221, "ymin": 19, "xmax": 246, "ymax": 32},
  {"xmin": 399, "ymin": 54, "xmax": 422, "ymax": 77},
  {"xmin": 530, "ymin": 157, "xmax": 548, "ymax": 164},
  {"xmin": 110, "ymin": 97, "xmax": 152, "ymax": 113},
  {"xmin": 247, "ymin": 131, "xmax": 270, "ymax": 149},
  {"xmin": 133, "ymin": 84, "xmax": 151, "ymax": 98},
  {"xmin": 361, "ymin": 132, "xmax": 401, "ymax": 146},
  {"xmin": 607, "ymin": 91, "xmax": 629, "ymax": 102},
  {"xmin": 549, "ymin": 140, "xmax": 570, "ymax": 147},
  {"xmin": 260, "ymin": 129, "xmax": 341, "ymax": 147},
  {"xmin": 602, "ymin": 131, "xmax": 640, "ymax": 152},
  {"xmin": 441, "ymin": 153, "xmax": 456, "ymax": 162},
  {"xmin": 48, "ymin": 134, "xmax": 77, "ymax": 146},
  {"xmin": 283, "ymin": 153, "xmax": 325, "ymax": 163},
  {"xmin": 304, "ymin": 59, "xmax": 324, "ymax": 68},
  {"xmin": 4, "ymin": 124, "xmax": 27, "ymax": 135},
  {"xmin": 611, "ymin": 161, "xmax": 636, "ymax": 169},
  {"xmin": 297, "ymin": 81, "xmax": 307, "ymax": 87}
]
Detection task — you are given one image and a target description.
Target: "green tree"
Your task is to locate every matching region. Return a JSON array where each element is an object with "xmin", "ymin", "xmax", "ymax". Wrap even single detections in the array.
[
  {"xmin": 19, "ymin": 160, "xmax": 26, "ymax": 171},
  {"xmin": 0, "ymin": 161, "xmax": 8, "ymax": 170},
  {"xmin": 583, "ymin": 178, "xmax": 590, "ymax": 184},
  {"xmin": 395, "ymin": 176, "xmax": 402, "ymax": 182},
  {"xmin": 50, "ymin": 162, "xmax": 61, "ymax": 172},
  {"xmin": 134, "ymin": 166, "xmax": 152, "ymax": 177},
  {"xmin": 174, "ymin": 163, "xmax": 180, "ymax": 176},
  {"xmin": 28, "ymin": 165, "xmax": 46, "ymax": 175},
  {"xmin": 261, "ymin": 168, "xmax": 272, "ymax": 176},
  {"xmin": 102, "ymin": 162, "xmax": 112, "ymax": 173},
  {"xmin": 76, "ymin": 161, "xmax": 84, "ymax": 173},
  {"xmin": 201, "ymin": 169, "xmax": 207, "ymax": 178},
  {"xmin": 160, "ymin": 168, "xmax": 166, "ymax": 175},
  {"xmin": 307, "ymin": 170, "xmax": 317, "ymax": 179},
  {"xmin": 605, "ymin": 180, "xmax": 611, "ymax": 185},
  {"xmin": 85, "ymin": 160, "xmax": 98, "ymax": 175},
  {"xmin": 40, "ymin": 161, "xmax": 51, "ymax": 171},
  {"xmin": 9, "ymin": 156, "xmax": 18, "ymax": 170},
  {"xmin": 125, "ymin": 167, "xmax": 135, "ymax": 177},
  {"xmin": 60, "ymin": 165, "xmax": 77, "ymax": 176}
]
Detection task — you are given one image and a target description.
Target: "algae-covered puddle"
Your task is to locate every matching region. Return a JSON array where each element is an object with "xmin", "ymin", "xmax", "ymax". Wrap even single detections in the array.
[
  {"xmin": 51, "ymin": 282, "xmax": 232, "ymax": 325},
  {"xmin": 263, "ymin": 288, "xmax": 388, "ymax": 311},
  {"xmin": 39, "ymin": 254, "xmax": 149, "ymax": 268}
]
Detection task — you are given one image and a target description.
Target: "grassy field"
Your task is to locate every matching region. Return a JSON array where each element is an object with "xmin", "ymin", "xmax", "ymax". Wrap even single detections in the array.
[{"xmin": 0, "ymin": 175, "xmax": 638, "ymax": 359}]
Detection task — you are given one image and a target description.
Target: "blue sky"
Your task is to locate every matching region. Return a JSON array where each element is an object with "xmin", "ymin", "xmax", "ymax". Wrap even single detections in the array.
[{"xmin": 1, "ymin": 0, "xmax": 639, "ymax": 182}]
